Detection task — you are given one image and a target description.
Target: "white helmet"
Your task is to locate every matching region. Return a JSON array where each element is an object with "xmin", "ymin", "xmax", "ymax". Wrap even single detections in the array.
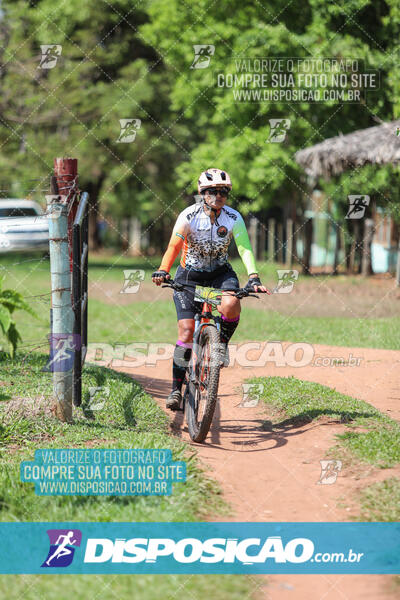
[{"xmin": 197, "ymin": 168, "xmax": 232, "ymax": 193}]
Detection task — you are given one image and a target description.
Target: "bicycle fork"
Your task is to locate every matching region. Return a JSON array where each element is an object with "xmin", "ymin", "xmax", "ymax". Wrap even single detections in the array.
[{"xmin": 188, "ymin": 310, "xmax": 222, "ymax": 384}]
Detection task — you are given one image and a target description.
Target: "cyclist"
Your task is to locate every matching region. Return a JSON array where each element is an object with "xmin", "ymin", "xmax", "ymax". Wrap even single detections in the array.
[{"xmin": 152, "ymin": 168, "xmax": 269, "ymax": 410}]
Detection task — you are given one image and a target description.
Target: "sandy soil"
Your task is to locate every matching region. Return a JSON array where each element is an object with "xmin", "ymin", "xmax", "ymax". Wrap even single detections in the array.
[{"xmin": 114, "ymin": 341, "xmax": 400, "ymax": 600}]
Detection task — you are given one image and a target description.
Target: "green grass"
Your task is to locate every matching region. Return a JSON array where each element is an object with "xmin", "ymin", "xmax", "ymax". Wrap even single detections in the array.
[
  {"xmin": 358, "ymin": 479, "xmax": 400, "ymax": 521},
  {"xmin": 74, "ymin": 299, "xmax": 400, "ymax": 350},
  {"xmin": 0, "ymin": 352, "xmax": 256, "ymax": 599},
  {"xmin": 0, "ymin": 352, "xmax": 224, "ymax": 522},
  {"xmin": 247, "ymin": 376, "xmax": 400, "ymax": 524},
  {"xmin": 0, "ymin": 573, "xmax": 255, "ymax": 600},
  {"xmin": 247, "ymin": 376, "xmax": 400, "ymax": 468},
  {"xmin": 3, "ymin": 251, "xmax": 399, "ymax": 351}
]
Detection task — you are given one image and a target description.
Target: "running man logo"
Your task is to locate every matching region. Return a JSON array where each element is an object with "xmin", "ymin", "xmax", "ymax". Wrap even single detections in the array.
[
  {"xmin": 317, "ymin": 460, "xmax": 342, "ymax": 485},
  {"xmin": 190, "ymin": 45, "xmax": 215, "ymax": 69},
  {"xmin": 274, "ymin": 270, "xmax": 299, "ymax": 294},
  {"xmin": 43, "ymin": 334, "xmax": 81, "ymax": 372},
  {"xmin": 267, "ymin": 119, "xmax": 291, "ymax": 143},
  {"xmin": 117, "ymin": 119, "xmax": 141, "ymax": 143},
  {"xmin": 44, "ymin": 196, "xmax": 64, "ymax": 220},
  {"xmin": 41, "ymin": 529, "xmax": 82, "ymax": 568},
  {"xmin": 120, "ymin": 269, "xmax": 145, "ymax": 293},
  {"xmin": 85, "ymin": 386, "xmax": 110, "ymax": 411},
  {"xmin": 38, "ymin": 45, "xmax": 62, "ymax": 69},
  {"xmin": 345, "ymin": 195, "xmax": 370, "ymax": 219},
  {"xmin": 239, "ymin": 383, "xmax": 264, "ymax": 407}
]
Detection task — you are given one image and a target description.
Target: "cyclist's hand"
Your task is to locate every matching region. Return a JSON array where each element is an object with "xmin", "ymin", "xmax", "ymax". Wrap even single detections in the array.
[
  {"xmin": 152, "ymin": 269, "xmax": 170, "ymax": 286},
  {"xmin": 245, "ymin": 275, "xmax": 271, "ymax": 294}
]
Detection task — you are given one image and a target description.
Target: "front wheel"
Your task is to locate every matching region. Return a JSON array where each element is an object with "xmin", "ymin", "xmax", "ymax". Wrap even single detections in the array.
[{"xmin": 186, "ymin": 324, "xmax": 221, "ymax": 443}]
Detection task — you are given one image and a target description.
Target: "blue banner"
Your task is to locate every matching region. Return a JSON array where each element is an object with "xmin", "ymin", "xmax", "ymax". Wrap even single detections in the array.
[{"xmin": 0, "ymin": 523, "xmax": 399, "ymax": 574}]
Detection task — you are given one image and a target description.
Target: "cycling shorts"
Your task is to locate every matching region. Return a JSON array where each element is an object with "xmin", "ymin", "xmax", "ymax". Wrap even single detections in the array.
[{"xmin": 173, "ymin": 264, "xmax": 240, "ymax": 321}]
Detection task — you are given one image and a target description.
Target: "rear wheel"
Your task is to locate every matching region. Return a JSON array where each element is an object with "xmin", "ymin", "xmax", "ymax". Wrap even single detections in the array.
[{"xmin": 186, "ymin": 325, "xmax": 221, "ymax": 443}]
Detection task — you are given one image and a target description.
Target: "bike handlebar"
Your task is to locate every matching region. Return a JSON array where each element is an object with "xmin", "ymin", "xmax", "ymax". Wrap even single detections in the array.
[{"xmin": 161, "ymin": 278, "xmax": 264, "ymax": 299}]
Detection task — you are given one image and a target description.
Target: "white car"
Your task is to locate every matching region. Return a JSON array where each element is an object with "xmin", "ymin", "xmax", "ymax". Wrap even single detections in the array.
[{"xmin": 0, "ymin": 199, "xmax": 49, "ymax": 252}]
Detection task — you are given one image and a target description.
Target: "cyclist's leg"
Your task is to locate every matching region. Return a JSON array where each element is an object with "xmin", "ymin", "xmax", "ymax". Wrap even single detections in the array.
[
  {"xmin": 213, "ymin": 266, "xmax": 241, "ymax": 344},
  {"xmin": 172, "ymin": 319, "xmax": 194, "ymax": 392},
  {"xmin": 170, "ymin": 268, "xmax": 197, "ymax": 404}
]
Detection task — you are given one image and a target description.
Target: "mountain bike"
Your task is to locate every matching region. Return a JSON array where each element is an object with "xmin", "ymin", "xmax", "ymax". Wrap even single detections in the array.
[{"xmin": 163, "ymin": 279, "xmax": 260, "ymax": 443}]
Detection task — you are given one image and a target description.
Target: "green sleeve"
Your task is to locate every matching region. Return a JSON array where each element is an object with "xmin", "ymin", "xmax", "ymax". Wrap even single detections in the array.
[{"xmin": 232, "ymin": 215, "xmax": 258, "ymax": 276}]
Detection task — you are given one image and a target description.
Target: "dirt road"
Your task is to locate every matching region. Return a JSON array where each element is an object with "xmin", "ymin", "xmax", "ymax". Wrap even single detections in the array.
[{"xmin": 115, "ymin": 342, "xmax": 400, "ymax": 600}]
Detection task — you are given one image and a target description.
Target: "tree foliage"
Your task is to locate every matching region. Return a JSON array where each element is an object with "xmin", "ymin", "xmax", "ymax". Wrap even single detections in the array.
[{"xmin": 0, "ymin": 0, "xmax": 399, "ymax": 247}]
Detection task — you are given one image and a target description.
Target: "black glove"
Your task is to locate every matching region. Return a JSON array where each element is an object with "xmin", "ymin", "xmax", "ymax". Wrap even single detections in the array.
[
  {"xmin": 244, "ymin": 275, "xmax": 262, "ymax": 291},
  {"xmin": 152, "ymin": 269, "xmax": 170, "ymax": 281}
]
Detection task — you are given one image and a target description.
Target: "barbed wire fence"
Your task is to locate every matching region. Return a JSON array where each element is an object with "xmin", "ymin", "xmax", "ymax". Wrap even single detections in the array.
[{"xmin": 0, "ymin": 160, "xmax": 87, "ymax": 423}]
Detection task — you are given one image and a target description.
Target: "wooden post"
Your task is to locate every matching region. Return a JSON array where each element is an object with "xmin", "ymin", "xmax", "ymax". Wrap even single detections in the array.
[
  {"xmin": 361, "ymin": 218, "xmax": 374, "ymax": 276},
  {"xmin": 268, "ymin": 218, "xmax": 276, "ymax": 262},
  {"xmin": 277, "ymin": 222, "xmax": 283, "ymax": 263},
  {"xmin": 54, "ymin": 158, "xmax": 78, "ymax": 270},
  {"xmin": 285, "ymin": 218, "xmax": 293, "ymax": 267},
  {"xmin": 47, "ymin": 196, "xmax": 74, "ymax": 422}
]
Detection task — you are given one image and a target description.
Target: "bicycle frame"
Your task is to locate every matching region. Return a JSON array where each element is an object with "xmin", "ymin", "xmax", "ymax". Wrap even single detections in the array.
[
  {"xmin": 161, "ymin": 278, "xmax": 261, "ymax": 438},
  {"xmin": 189, "ymin": 301, "xmax": 220, "ymax": 384}
]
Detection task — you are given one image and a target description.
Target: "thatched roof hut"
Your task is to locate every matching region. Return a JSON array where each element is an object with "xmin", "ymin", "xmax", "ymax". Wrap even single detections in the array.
[{"xmin": 295, "ymin": 119, "xmax": 400, "ymax": 179}]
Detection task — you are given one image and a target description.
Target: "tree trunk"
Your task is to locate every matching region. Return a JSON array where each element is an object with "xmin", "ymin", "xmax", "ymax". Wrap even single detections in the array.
[
  {"xmin": 86, "ymin": 177, "xmax": 104, "ymax": 251},
  {"xmin": 303, "ymin": 218, "xmax": 313, "ymax": 275},
  {"xmin": 277, "ymin": 222, "xmax": 283, "ymax": 263},
  {"xmin": 348, "ymin": 221, "xmax": 360, "ymax": 274},
  {"xmin": 268, "ymin": 218, "xmax": 276, "ymax": 262},
  {"xmin": 361, "ymin": 218, "xmax": 374, "ymax": 276},
  {"xmin": 128, "ymin": 217, "xmax": 141, "ymax": 256},
  {"xmin": 121, "ymin": 218, "xmax": 129, "ymax": 252},
  {"xmin": 258, "ymin": 219, "xmax": 266, "ymax": 261},
  {"xmin": 333, "ymin": 222, "xmax": 340, "ymax": 275},
  {"xmin": 286, "ymin": 218, "xmax": 293, "ymax": 267}
]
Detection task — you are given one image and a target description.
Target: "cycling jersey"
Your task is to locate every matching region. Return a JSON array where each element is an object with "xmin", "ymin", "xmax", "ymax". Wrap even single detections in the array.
[{"xmin": 159, "ymin": 203, "xmax": 257, "ymax": 274}]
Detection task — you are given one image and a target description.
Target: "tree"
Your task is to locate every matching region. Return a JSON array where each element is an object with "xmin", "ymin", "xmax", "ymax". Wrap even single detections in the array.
[{"xmin": 0, "ymin": 0, "xmax": 189, "ymax": 251}]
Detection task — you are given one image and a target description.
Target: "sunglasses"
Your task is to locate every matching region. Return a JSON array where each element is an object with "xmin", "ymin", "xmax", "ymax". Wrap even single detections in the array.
[{"xmin": 202, "ymin": 187, "xmax": 230, "ymax": 197}]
